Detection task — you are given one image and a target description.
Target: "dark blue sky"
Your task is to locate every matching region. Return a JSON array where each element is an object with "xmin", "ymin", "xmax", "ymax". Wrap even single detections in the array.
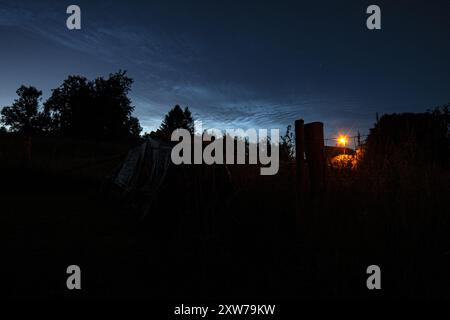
[{"xmin": 1, "ymin": 0, "xmax": 449, "ymax": 140}]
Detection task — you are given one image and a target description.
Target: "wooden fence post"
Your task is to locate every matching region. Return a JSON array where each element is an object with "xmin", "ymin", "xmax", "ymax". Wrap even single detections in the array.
[
  {"xmin": 294, "ymin": 119, "xmax": 307, "ymax": 233},
  {"xmin": 304, "ymin": 122, "xmax": 325, "ymax": 193},
  {"xmin": 295, "ymin": 119, "xmax": 306, "ymax": 195}
]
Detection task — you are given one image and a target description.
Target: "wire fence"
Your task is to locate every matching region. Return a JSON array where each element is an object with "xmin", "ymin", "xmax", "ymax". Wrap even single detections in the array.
[{"xmin": 323, "ymin": 134, "xmax": 369, "ymax": 148}]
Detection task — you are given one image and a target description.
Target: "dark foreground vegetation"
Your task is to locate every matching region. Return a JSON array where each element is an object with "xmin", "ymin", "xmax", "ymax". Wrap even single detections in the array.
[
  {"xmin": 1, "ymin": 106, "xmax": 449, "ymax": 300},
  {"xmin": 1, "ymin": 71, "xmax": 449, "ymax": 299}
]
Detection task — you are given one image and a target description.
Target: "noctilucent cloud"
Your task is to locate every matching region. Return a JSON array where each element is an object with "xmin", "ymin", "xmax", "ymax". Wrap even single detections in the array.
[{"xmin": 1, "ymin": 0, "xmax": 449, "ymax": 141}]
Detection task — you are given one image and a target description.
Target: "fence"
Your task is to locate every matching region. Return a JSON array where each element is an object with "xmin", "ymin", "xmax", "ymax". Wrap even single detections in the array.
[{"xmin": 294, "ymin": 119, "xmax": 368, "ymax": 198}]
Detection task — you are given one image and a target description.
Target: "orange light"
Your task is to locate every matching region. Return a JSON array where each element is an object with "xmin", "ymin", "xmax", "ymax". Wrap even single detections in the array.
[{"xmin": 337, "ymin": 135, "xmax": 348, "ymax": 147}]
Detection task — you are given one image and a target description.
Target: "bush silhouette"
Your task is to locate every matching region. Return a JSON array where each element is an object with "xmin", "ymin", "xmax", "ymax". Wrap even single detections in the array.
[
  {"xmin": 280, "ymin": 124, "xmax": 295, "ymax": 161},
  {"xmin": 365, "ymin": 106, "xmax": 449, "ymax": 167}
]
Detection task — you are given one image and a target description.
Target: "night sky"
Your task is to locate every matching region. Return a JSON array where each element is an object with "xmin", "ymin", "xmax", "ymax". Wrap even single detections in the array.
[{"xmin": 1, "ymin": 0, "xmax": 449, "ymax": 140}]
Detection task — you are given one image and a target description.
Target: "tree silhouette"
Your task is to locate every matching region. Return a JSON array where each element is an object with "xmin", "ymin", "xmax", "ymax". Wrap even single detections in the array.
[
  {"xmin": 92, "ymin": 71, "xmax": 141, "ymax": 138},
  {"xmin": 159, "ymin": 105, "xmax": 194, "ymax": 136},
  {"xmin": 0, "ymin": 86, "xmax": 44, "ymax": 134},
  {"xmin": 43, "ymin": 75, "xmax": 93, "ymax": 135},
  {"xmin": 127, "ymin": 115, "xmax": 143, "ymax": 138},
  {"xmin": 44, "ymin": 71, "xmax": 141, "ymax": 138}
]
